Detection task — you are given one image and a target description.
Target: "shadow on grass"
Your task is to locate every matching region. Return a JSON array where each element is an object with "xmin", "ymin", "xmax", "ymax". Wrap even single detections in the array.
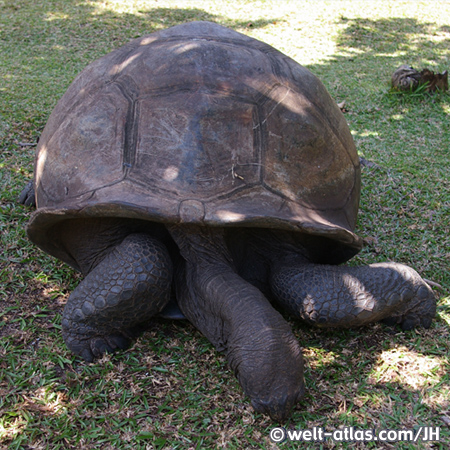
[
  {"xmin": 14, "ymin": 1, "xmax": 280, "ymax": 40},
  {"xmin": 336, "ymin": 16, "xmax": 450, "ymax": 56},
  {"xmin": 305, "ymin": 16, "xmax": 450, "ymax": 92},
  {"xmin": 1, "ymin": 1, "xmax": 280, "ymax": 122}
]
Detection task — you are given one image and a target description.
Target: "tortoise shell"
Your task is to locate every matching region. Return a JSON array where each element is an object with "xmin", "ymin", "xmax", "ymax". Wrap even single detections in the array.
[{"xmin": 27, "ymin": 21, "xmax": 362, "ymax": 267}]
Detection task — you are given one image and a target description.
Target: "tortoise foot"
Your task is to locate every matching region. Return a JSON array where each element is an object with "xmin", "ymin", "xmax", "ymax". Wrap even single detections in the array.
[
  {"xmin": 18, "ymin": 180, "xmax": 36, "ymax": 207},
  {"xmin": 61, "ymin": 233, "xmax": 172, "ymax": 360},
  {"xmin": 64, "ymin": 325, "xmax": 145, "ymax": 362},
  {"xmin": 381, "ymin": 280, "xmax": 436, "ymax": 331},
  {"xmin": 251, "ymin": 389, "xmax": 305, "ymax": 423}
]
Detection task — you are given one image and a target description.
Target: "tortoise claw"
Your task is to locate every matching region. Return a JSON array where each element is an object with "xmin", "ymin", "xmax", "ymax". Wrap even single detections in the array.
[
  {"xmin": 64, "ymin": 330, "xmax": 140, "ymax": 362},
  {"xmin": 18, "ymin": 180, "xmax": 36, "ymax": 207},
  {"xmin": 382, "ymin": 281, "xmax": 436, "ymax": 332},
  {"xmin": 251, "ymin": 387, "xmax": 304, "ymax": 423}
]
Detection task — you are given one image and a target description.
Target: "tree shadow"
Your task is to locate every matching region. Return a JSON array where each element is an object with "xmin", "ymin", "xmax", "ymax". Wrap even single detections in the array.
[
  {"xmin": 337, "ymin": 17, "xmax": 437, "ymax": 54},
  {"xmin": 35, "ymin": 2, "xmax": 280, "ymax": 37},
  {"xmin": 133, "ymin": 7, "xmax": 279, "ymax": 31},
  {"xmin": 337, "ymin": 16, "xmax": 450, "ymax": 66},
  {"xmin": 305, "ymin": 17, "xmax": 450, "ymax": 94}
]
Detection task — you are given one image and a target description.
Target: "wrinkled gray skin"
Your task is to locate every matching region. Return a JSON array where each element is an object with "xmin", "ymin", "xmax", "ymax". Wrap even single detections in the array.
[{"xmin": 20, "ymin": 181, "xmax": 436, "ymax": 421}]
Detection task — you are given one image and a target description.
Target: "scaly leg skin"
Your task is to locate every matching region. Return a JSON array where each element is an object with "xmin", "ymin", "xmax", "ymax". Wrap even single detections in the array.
[
  {"xmin": 270, "ymin": 259, "xmax": 436, "ymax": 330},
  {"xmin": 167, "ymin": 225, "xmax": 305, "ymax": 422},
  {"xmin": 62, "ymin": 233, "xmax": 172, "ymax": 362}
]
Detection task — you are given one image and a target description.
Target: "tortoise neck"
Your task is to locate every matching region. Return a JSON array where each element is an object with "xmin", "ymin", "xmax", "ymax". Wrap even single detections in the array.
[{"xmin": 166, "ymin": 224, "xmax": 235, "ymax": 270}]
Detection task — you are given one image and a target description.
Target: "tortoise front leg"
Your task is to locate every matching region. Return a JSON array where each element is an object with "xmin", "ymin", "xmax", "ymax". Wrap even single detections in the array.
[
  {"xmin": 62, "ymin": 233, "xmax": 172, "ymax": 361},
  {"xmin": 167, "ymin": 225, "xmax": 305, "ymax": 422},
  {"xmin": 270, "ymin": 259, "xmax": 436, "ymax": 330}
]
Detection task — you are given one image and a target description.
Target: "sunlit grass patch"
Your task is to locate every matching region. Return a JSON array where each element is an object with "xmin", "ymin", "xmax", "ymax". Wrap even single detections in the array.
[{"xmin": 369, "ymin": 346, "xmax": 446, "ymax": 389}]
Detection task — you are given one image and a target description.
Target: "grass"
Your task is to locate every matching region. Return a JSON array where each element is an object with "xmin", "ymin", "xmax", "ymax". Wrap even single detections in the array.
[{"xmin": 1, "ymin": 0, "xmax": 449, "ymax": 449}]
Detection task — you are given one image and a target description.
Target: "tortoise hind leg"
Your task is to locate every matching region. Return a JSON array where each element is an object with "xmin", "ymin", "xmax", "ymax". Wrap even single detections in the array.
[
  {"xmin": 19, "ymin": 180, "xmax": 36, "ymax": 207},
  {"xmin": 62, "ymin": 233, "xmax": 172, "ymax": 361}
]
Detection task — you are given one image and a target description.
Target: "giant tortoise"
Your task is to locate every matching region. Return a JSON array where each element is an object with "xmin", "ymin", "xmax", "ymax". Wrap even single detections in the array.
[{"xmin": 21, "ymin": 21, "xmax": 436, "ymax": 421}]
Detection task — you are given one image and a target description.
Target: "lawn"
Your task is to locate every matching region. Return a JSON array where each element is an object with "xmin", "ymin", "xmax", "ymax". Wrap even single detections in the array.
[{"xmin": 1, "ymin": 1, "xmax": 449, "ymax": 449}]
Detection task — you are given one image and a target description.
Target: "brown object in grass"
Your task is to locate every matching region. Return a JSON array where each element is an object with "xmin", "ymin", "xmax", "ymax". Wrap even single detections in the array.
[{"xmin": 391, "ymin": 64, "xmax": 448, "ymax": 92}]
